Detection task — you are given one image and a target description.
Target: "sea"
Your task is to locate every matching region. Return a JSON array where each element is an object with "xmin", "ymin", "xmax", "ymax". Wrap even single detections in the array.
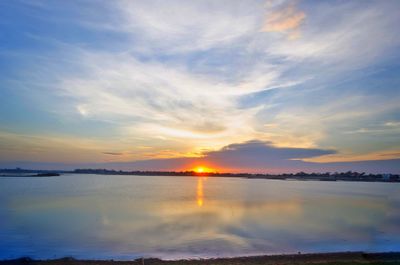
[{"xmin": 0, "ymin": 174, "xmax": 399, "ymax": 260}]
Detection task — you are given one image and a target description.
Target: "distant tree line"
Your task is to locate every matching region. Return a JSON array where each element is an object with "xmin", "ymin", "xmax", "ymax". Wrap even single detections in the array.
[
  {"xmin": 71, "ymin": 168, "xmax": 399, "ymax": 182},
  {"xmin": 1, "ymin": 168, "xmax": 399, "ymax": 182}
]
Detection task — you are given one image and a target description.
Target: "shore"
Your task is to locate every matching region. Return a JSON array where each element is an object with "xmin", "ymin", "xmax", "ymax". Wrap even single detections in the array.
[
  {"xmin": 1, "ymin": 168, "xmax": 399, "ymax": 182},
  {"xmin": 2, "ymin": 252, "xmax": 400, "ymax": 265}
]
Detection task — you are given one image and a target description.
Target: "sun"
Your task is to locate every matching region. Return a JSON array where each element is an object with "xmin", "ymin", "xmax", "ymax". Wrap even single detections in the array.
[
  {"xmin": 193, "ymin": 166, "xmax": 214, "ymax": 173},
  {"xmin": 195, "ymin": 167, "xmax": 205, "ymax": 173}
]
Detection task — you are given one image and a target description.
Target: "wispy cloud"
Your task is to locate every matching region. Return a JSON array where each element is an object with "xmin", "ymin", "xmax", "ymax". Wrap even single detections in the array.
[
  {"xmin": 103, "ymin": 152, "xmax": 123, "ymax": 156},
  {"xmin": 261, "ymin": 1, "xmax": 305, "ymax": 40},
  {"xmin": 58, "ymin": 50, "xmax": 265, "ymax": 155},
  {"xmin": 114, "ymin": 0, "xmax": 262, "ymax": 54}
]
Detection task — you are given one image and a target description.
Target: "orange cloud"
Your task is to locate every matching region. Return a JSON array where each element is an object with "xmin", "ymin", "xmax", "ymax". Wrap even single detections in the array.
[
  {"xmin": 304, "ymin": 150, "xmax": 400, "ymax": 163},
  {"xmin": 262, "ymin": 1, "xmax": 306, "ymax": 39}
]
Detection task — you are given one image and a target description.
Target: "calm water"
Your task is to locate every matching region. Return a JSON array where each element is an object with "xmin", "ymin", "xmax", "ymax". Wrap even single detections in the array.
[{"xmin": 0, "ymin": 174, "xmax": 399, "ymax": 260}]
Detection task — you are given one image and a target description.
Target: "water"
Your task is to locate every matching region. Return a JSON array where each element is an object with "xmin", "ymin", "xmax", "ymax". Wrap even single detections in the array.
[{"xmin": 0, "ymin": 174, "xmax": 399, "ymax": 260}]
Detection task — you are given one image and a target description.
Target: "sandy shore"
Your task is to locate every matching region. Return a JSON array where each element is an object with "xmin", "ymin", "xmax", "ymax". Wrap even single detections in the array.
[{"xmin": 1, "ymin": 252, "xmax": 400, "ymax": 265}]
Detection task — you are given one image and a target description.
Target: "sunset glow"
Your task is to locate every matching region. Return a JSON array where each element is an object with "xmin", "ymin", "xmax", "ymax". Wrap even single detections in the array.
[{"xmin": 193, "ymin": 166, "xmax": 214, "ymax": 173}]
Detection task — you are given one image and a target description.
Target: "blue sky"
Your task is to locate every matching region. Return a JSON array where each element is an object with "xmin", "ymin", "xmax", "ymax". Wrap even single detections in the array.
[{"xmin": 0, "ymin": 0, "xmax": 400, "ymax": 173}]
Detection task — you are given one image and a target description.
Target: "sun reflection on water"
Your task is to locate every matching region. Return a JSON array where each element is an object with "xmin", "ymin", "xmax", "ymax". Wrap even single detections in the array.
[{"xmin": 196, "ymin": 177, "xmax": 206, "ymax": 207}]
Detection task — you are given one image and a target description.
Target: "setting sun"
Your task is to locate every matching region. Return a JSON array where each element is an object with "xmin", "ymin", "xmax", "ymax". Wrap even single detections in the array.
[
  {"xmin": 195, "ymin": 167, "xmax": 204, "ymax": 173},
  {"xmin": 193, "ymin": 166, "xmax": 214, "ymax": 173}
]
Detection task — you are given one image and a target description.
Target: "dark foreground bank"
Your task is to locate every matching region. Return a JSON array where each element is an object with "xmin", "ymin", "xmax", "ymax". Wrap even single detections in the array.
[{"xmin": 1, "ymin": 252, "xmax": 400, "ymax": 265}]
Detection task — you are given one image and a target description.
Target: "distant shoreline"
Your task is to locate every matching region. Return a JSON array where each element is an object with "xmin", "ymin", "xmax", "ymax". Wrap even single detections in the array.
[
  {"xmin": 1, "ymin": 252, "xmax": 400, "ymax": 265},
  {"xmin": 0, "ymin": 172, "xmax": 60, "ymax": 177},
  {"xmin": 1, "ymin": 168, "xmax": 399, "ymax": 183}
]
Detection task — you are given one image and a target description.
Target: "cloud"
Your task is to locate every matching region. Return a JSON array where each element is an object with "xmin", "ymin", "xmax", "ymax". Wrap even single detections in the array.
[
  {"xmin": 385, "ymin": 121, "xmax": 400, "ymax": 127},
  {"xmin": 306, "ymin": 149, "xmax": 400, "ymax": 163},
  {"xmin": 206, "ymin": 140, "xmax": 335, "ymax": 161},
  {"xmin": 261, "ymin": 1, "xmax": 305, "ymax": 39},
  {"xmin": 115, "ymin": 0, "xmax": 262, "ymax": 53},
  {"xmin": 57, "ymin": 50, "xmax": 268, "ymax": 156},
  {"xmin": 265, "ymin": 1, "xmax": 400, "ymax": 66},
  {"xmin": 103, "ymin": 152, "xmax": 123, "ymax": 156}
]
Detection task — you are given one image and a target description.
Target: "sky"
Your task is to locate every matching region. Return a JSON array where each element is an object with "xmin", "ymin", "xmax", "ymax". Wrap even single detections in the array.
[{"xmin": 0, "ymin": 0, "xmax": 400, "ymax": 173}]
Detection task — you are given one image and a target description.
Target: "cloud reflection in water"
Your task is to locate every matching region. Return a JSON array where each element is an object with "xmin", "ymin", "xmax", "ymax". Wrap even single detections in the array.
[{"xmin": 0, "ymin": 174, "xmax": 399, "ymax": 259}]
